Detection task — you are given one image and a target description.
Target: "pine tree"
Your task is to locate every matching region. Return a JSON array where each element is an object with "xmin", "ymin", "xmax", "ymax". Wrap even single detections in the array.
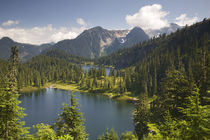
[
  {"xmin": 179, "ymin": 87, "xmax": 210, "ymax": 140},
  {"xmin": 0, "ymin": 46, "xmax": 28, "ymax": 139},
  {"xmin": 55, "ymin": 93, "xmax": 88, "ymax": 140},
  {"xmin": 133, "ymin": 93, "xmax": 150, "ymax": 139},
  {"xmin": 97, "ymin": 128, "xmax": 119, "ymax": 140},
  {"xmin": 120, "ymin": 131, "xmax": 138, "ymax": 140},
  {"xmin": 157, "ymin": 68, "xmax": 191, "ymax": 119},
  {"xmin": 159, "ymin": 110, "xmax": 183, "ymax": 139},
  {"xmin": 33, "ymin": 123, "xmax": 56, "ymax": 140}
]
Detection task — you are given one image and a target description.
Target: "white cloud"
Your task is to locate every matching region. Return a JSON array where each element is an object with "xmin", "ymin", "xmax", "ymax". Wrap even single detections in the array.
[
  {"xmin": 0, "ymin": 19, "xmax": 88, "ymax": 45},
  {"xmin": 2, "ymin": 20, "xmax": 19, "ymax": 27},
  {"xmin": 175, "ymin": 14, "xmax": 198, "ymax": 26},
  {"xmin": 76, "ymin": 18, "xmax": 87, "ymax": 26},
  {"xmin": 125, "ymin": 4, "xmax": 169, "ymax": 30}
]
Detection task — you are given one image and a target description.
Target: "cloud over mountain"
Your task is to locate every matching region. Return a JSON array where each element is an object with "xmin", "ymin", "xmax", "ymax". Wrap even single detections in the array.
[
  {"xmin": 125, "ymin": 4, "xmax": 169, "ymax": 30},
  {"xmin": 2, "ymin": 20, "xmax": 19, "ymax": 27},
  {"xmin": 0, "ymin": 19, "xmax": 87, "ymax": 45},
  {"xmin": 175, "ymin": 14, "xmax": 198, "ymax": 26},
  {"xmin": 77, "ymin": 18, "xmax": 87, "ymax": 26}
]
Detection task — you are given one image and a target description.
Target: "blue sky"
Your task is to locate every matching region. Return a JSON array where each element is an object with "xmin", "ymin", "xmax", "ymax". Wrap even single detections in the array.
[{"xmin": 0, "ymin": 0, "xmax": 209, "ymax": 44}]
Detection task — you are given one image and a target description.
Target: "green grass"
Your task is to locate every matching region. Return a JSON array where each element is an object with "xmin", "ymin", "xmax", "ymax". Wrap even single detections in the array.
[
  {"xmin": 20, "ymin": 83, "xmax": 53, "ymax": 93},
  {"xmin": 52, "ymin": 82, "xmax": 89, "ymax": 93},
  {"xmin": 20, "ymin": 81, "xmax": 139, "ymax": 102}
]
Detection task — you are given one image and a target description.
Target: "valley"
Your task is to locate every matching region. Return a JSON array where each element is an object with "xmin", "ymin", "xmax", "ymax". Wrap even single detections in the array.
[{"xmin": 0, "ymin": 10, "xmax": 209, "ymax": 140}]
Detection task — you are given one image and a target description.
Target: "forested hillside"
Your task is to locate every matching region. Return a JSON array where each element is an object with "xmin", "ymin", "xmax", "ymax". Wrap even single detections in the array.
[
  {"xmin": 0, "ymin": 19, "xmax": 209, "ymax": 139},
  {"xmin": 96, "ymin": 19, "xmax": 210, "ymax": 139},
  {"xmin": 96, "ymin": 18, "xmax": 210, "ymax": 69},
  {"xmin": 41, "ymin": 48, "xmax": 91, "ymax": 64},
  {"xmin": 96, "ymin": 18, "xmax": 210, "ymax": 102}
]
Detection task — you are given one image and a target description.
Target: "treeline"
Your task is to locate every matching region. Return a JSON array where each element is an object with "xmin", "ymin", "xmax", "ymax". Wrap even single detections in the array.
[
  {"xmin": 0, "ymin": 46, "xmax": 137, "ymax": 140},
  {"xmin": 0, "ymin": 18, "xmax": 210, "ymax": 139},
  {"xmin": 0, "ymin": 47, "xmax": 87, "ymax": 139},
  {"xmin": 1, "ymin": 49, "xmax": 129, "ymax": 96},
  {"xmin": 1, "ymin": 19, "xmax": 208, "ymax": 101},
  {"xmin": 133, "ymin": 68, "xmax": 210, "ymax": 139},
  {"xmin": 96, "ymin": 18, "xmax": 210, "ymax": 69},
  {"xmin": 0, "ymin": 48, "xmax": 91, "ymax": 89},
  {"xmin": 97, "ymin": 18, "xmax": 210, "ymax": 103},
  {"xmin": 42, "ymin": 48, "xmax": 91, "ymax": 64},
  {"xmin": 18, "ymin": 55, "xmax": 84, "ymax": 88},
  {"xmin": 95, "ymin": 19, "xmax": 210, "ymax": 139}
]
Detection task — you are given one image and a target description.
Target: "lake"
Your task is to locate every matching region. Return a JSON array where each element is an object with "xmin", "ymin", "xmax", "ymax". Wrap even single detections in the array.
[{"xmin": 19, "ymin": 88, "xmax": 134, "ymax": 139}]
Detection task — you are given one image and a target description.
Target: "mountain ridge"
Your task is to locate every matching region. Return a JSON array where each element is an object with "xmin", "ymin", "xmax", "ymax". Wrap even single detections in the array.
[
  {"xmin": 0, "ymin": 37, "xmax": 51, "ymax": 61},
  {"xmin": 0, "ymin": 23, "xmax": 182, "ymax": 60}
]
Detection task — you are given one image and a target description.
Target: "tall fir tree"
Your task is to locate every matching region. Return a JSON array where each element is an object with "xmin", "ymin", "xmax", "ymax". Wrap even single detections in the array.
[
  {"xmin": 97, "ymin": 128, "xmax": 119, "ymax": 140},
  {"xmin": 55, "ymin": 93, "xmax": 88, "ymax": 140},
  {"xmin": 133, "ymin": 93, "xmax": 150, "ymax": 139},
  {"xmin": 156, "ymin": 67, "xmax": 191, "ymax": 120},
  {"xmin": 0, "ymin": 46, "xmax": 28, "ymax": 139},
  {"xmin": 179, "ymin": 87, "xmax": 210, "ymax": 140}
]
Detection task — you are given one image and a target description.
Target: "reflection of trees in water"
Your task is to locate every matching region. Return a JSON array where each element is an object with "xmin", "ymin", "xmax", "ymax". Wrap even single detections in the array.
[
  {"xmin": 19, "ymin": 88, "xmax": 47, "ymax": 98},
  {"xmin": 116, "ymin": 101, "xmax": 134, "ymax": 117},
  {"xmin": 18, "ymin": 88, "xmax": 134, "ymax": 139},
  {"xmin": 79, "ymin": 92, "xmax": 112, "ymax": 105}
]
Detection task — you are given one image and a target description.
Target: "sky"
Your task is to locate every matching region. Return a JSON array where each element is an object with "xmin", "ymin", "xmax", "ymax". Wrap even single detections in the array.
[{"xmin": 0, "ymin": 0, "xmax": 209, "ymax": 44}]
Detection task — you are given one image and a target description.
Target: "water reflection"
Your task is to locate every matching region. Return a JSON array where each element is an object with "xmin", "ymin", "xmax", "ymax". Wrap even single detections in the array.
[{"xmin": 19, "ymin": 88, "xmax": 134, "ymax": 140}]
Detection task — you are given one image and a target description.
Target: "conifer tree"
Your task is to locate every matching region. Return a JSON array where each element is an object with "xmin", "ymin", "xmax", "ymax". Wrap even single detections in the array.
[
  {"xmin": 0, "ymin": 46, "xmax": 28, "ymax": 139},
  {"xmin": 133, "ymin": 93, "xmax": 150, "ymax": 139},
  {"xmin": 179, "ymin": 87, "xmax": 210, "ymax": 140},
  {"xmin": 159, "ymin": 110, "xmax": 183, "ymax": 139},
  {"xmin": 157, "ymin": 68, "xmax": 190, "ymax": 119},
  {"xmin": 97, "ymin": 128, "xmax": 119, "ymax": 140},
  {"xmin": 33, "ymin": 123, "xmax": 56, "ymax": 140},
  {"xmin": 120, "ymin": 131, "xmax": 138, "ymax": 140},
  {"xmin": 55, "ymin": 93, "xmax": 88, "ymax": 140}
]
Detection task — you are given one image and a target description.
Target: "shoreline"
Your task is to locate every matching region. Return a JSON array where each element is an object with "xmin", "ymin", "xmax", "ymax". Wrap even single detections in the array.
[
  {"xmin": 20, "ymin": 82, "xmax": 139, "ymax": 102},
  {"xmin": 19, "ymin": 83, "xmax": 52, "ymax": 93}
]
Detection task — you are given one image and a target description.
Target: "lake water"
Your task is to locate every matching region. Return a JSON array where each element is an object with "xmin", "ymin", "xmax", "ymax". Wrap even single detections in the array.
[{"xmin": 19, "ymin": 88, "xmax": 134, "ymax": 139}]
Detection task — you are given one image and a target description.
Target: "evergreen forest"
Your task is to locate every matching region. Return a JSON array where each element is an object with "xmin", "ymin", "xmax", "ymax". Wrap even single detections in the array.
[{"xmin": 0, "ymin": 19, "xmax": 209, "ymax": 140}]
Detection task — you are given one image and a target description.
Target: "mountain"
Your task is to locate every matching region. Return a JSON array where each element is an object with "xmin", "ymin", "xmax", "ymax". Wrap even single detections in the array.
[
  {"xmin": 146, "ymin": 23, "xmax": 182, "ymax": 38},
  {"xmin": 105, "ymin": 26, "xmax": 149, "ymax": 54},
  {"xmin": 53, "ymin": 26, "xmax": 129, "ymax": 59},
  {"xmin": 0, "ymin": 24, "xmax": 178, "ymax": 60},
  {"xmin": 53, "ymin": 26, "xmax": 150, "ymax": 58},
  {"xmin": 0, "ymin": 26, "xmax": 148, "ymax": 60},
  {"xmin": 0, "ymin": 37, "xmax": 51, "ymax": 61},
  {"xmin": 96, "ymin": 19, "xmax": 210, "ymax": 69},
  {"xmin": 95, "ymin": 19, "xmax": 210, "ymax": 109}
]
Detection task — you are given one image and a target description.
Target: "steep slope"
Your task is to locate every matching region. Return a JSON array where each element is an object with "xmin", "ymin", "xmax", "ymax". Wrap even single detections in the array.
[
  {"xmin": 0, "ymin": 24, "xmax": 180, "ymax": 60},
  {"xmin": 105, "ymin": 26, "xmax": 149, "ymax": 54},
  {"xmin": 96, "ymin": 19, "xmax": 210, "ymax": 101},
  {"xmin": 53, "ymin": 26, "xmax": 129, "ymax": 59},
  {"xmin": 0, "ymin": 37, "xmax": 51, "ymax": 61},
  {"xmin": 41, "ymin": 48, "xmax": 91, "ymax": 64},
  {"xmin": 96, "ymin": 19, "xmax": 210, "ymax": 69}
]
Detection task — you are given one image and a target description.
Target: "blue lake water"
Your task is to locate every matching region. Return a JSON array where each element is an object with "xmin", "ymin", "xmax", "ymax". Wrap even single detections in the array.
[{"xmin": 19, "ymin": 88, "xmax": 134, "ymax": 139}]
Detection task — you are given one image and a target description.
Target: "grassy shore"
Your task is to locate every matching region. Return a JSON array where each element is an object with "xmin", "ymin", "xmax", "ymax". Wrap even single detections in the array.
[
  {"xmin": 20, "ymin": 82, "xmax": 138, "ymax": 102},
  {"xmin": 52, "ymin": 82, "xmax": 89, "ymax": 93},
  {"xmin": 52, "ymin": 82, "xmax": 138, "ymax": 102},
  {"xmin": 20, "ymin": 86, "xmax": 42, "ymax": 93},
  {"xmin": 19, "ymin": 83, "xmax": 51, "ymax": 93}
]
